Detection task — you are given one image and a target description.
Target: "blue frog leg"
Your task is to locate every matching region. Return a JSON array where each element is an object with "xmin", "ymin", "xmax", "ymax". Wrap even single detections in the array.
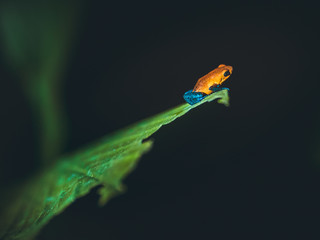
[
  {"xmin": 209, "ymin": 85, "xmax": 230, "ymax": 92},
  {"xmin": 183, "ymin": 90, "xmax": 208, "ymax": 105}
]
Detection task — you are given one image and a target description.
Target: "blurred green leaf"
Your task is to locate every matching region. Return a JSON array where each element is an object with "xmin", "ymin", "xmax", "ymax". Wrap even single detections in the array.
[
  {"xmin": 0, "ymin": 90, "xmax": 229, "ymax": 240},
  {"xmin": 0, "ymin": 0, "xmax": 83, "ymax": 163}
]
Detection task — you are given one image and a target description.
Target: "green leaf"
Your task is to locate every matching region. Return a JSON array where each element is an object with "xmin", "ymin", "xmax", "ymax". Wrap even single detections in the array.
[
  {"xmin": 0, "ymin": 0, "xmax": 83, "ymax": 163},
  {"xmin": 0, "ymin": 90, "xmax": 229, "ymax": 240}
]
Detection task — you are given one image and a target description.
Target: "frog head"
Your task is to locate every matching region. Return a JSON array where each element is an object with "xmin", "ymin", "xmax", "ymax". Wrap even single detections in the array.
[{"xmin": 218, "ymin": 64, "xmax": 233, "ymax": 84}]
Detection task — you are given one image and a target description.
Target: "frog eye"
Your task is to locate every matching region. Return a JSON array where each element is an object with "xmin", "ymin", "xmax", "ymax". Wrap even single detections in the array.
[{"xmin": 224, "ymin": 70, "xmax": 230, "ymax": 77}]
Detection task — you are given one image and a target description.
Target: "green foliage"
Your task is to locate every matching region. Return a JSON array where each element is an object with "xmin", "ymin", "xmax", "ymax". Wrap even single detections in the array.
[
  {"xmin": 0, "ymin": 0, "xmax": 83, "ymax": 163},
  {"xmin": 0, "ymin": 90, "xmax": 229, "ymax": 240}
]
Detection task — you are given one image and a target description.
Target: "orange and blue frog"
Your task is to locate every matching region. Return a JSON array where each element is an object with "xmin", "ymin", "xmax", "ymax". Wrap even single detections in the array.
[{"xmin": 183, "ymin": 64, "xmax": 233, "ymax": 105}]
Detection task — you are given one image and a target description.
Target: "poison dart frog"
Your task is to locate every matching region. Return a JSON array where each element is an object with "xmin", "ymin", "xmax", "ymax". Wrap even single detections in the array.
[{"xmin": 183, "ymin": 64, "xmax": 233, "ymax": 105}]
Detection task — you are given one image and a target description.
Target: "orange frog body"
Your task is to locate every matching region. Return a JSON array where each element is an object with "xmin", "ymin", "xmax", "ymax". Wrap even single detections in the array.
[{"xmin": 183, "ymin": 64, "xmax": 233, "ymax": 105}]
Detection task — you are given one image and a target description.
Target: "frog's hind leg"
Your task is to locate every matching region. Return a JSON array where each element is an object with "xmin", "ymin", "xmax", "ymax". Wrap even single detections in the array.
[{"xmin": 183, "ymin": 90, "xmax": 207, "ymax": 105}]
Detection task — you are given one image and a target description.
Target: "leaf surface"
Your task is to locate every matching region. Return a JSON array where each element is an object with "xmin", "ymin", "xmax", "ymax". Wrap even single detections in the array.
[{"xmin": 0, "ymin": 90, "xmax": 229, "ymax": 240}]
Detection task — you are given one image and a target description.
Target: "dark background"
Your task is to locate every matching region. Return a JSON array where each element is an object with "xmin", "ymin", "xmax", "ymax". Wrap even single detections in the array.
[{"xmin": 1, "ymin": 0, "xmax": 320, "ymax": 239}]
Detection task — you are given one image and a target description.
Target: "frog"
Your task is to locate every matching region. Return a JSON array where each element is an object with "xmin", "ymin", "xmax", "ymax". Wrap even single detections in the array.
[{"xmin": 183, "ymin": 64, "xmax": 233, "ymax": 105}]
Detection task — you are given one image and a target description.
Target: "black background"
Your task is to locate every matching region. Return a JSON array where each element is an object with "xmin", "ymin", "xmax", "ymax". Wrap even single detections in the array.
[{"xmin": 1, "ymin": 0, "xmax": 320, "ymax": 239}]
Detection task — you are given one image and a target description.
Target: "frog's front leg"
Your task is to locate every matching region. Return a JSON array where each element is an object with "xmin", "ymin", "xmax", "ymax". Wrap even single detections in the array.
[
  {"xmin": 183, "ymin": 90, "xmax": 207, "ymax": 105},
  {"xmin": 209, "ymin": 85, "xmax": 230, "ymax": 92}
]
